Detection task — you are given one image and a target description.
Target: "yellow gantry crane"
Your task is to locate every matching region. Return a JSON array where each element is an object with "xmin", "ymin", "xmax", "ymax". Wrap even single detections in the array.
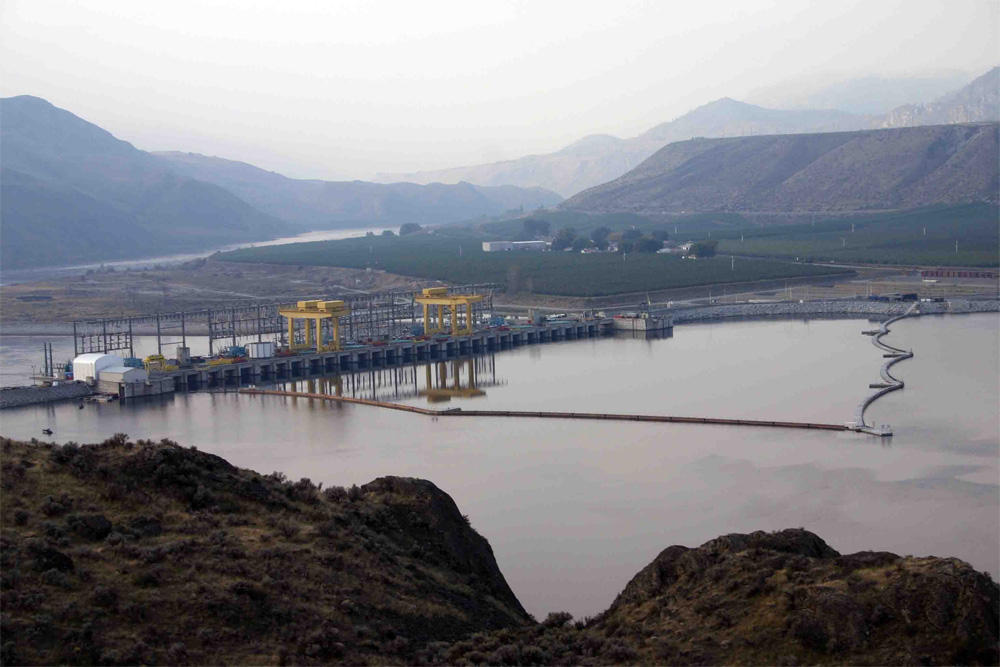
[
  {"xmin": 278, "ymin": 300, "xmax": 351, "ymax": 353},
  {"xmin": 414, "ymin": 287, "xmax": 484, "ymax": 336}
]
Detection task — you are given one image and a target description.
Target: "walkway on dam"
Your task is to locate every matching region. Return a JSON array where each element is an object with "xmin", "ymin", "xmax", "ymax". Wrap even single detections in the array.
[{"xmin": 238, "ymin": 388, "xmax": 849, "ymax": 432}]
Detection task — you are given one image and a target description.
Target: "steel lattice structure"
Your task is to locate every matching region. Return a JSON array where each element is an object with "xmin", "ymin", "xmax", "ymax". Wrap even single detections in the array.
[{"xmin": 72, "ymin": 284, "xmax": 497, "ymax": 358}]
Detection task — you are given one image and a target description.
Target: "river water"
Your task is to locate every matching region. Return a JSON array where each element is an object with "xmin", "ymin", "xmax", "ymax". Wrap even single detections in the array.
[
  {"xmin": 1, "ymin": 314, "xmax": 997, "ymax": 619},
  {"xmin": 0, "ymin": 226, "xmax": 390, "ymax": 286}
]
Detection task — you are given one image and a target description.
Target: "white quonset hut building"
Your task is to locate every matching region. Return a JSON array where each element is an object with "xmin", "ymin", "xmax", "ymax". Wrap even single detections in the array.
[
  {"xmin": 72, "ymin": 353, "xmax": 122, "ymax": 384},
  {"xmin": 72, "ymin": 353, "xmax": 174, "ymax": 399}
]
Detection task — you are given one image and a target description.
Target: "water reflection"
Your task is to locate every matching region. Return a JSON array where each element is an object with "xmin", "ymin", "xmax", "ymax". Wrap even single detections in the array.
[{"xmin": 280, "ymin": 355, "xmax": 503, "ymax": 404}]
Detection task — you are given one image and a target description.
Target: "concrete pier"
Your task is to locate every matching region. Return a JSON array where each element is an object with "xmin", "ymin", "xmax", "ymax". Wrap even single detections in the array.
[{"xmin": 152, "ymin": 318, "xmax": 614, "ymax": 392}]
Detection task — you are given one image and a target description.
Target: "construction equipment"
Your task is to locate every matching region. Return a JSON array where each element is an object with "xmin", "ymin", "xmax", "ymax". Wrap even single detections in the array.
[
  {"xmin": 143, "ymin": 355, "xmax": 179, "ymax": 373},
  {"xmin": 144, "ymin": 354, "xmax": 167, "ymax": 372},
  {"xmin": 278, "ymin": 300, "xmax": 351, "ymax": 353}
]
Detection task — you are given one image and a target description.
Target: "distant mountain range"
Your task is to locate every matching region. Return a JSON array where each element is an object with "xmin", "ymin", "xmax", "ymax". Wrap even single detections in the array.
[
  {"xmin": 153, "ymin": 152, "xmax": 560, "ymax": 229},
  {"xmin": 561, "ymin": 123, "xmax": 999, "ymax": 217},
  {"xmin": 379, "ymin": 68, "xmax": 999, "ymax": 197},
  {"xmin": 877, "ymin": 68, "xmax": 1000, "ymax": 129},
  {"xmin": 0, "ymin": 96, "xmax": 561, "ymax": 269},
  {"xmin": 1, "ymin": 96, "xmax": 287, "ymax": 270},
  {"xmin": 2, "ymin": 69, "xmax": 996, "ymax": 269},
  {"xmin": 747, "ymin": 72, "xmax": 975, "ymax": 115}
]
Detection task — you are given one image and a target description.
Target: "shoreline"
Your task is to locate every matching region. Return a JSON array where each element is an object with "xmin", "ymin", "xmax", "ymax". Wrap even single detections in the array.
[{"xmin": 665, "ymin": 296, "xmax": 998, "ymax": 324}]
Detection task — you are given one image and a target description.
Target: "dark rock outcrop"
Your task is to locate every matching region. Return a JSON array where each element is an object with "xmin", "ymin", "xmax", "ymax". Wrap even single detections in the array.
[
  {"xmin": 434, "ymin": 529, "xmax": 998, "ymax": 666},
  {"xmin": 597, "ymin": 529, "xmax": 998, "ymax": 664},
  {"xmin": 2, "ymin": 437, "xmax": 996, "ymax": 666},
  {"xmin": 0, "ymin": 437, "xmax": 529, "ymax": 665}
]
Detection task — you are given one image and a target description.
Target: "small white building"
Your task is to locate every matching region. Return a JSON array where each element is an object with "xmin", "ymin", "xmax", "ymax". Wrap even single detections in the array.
[
  {"xmin": 98, "ymin": 366, "xmax": 148, "ymax": 384},
  {"xmin": 95, "ymin": 365, "xmax": 174, "ymax": 399},
  {"xmin": 482, "ymin": 240, "xmax": 548, "ymax": 252},
  {"xmin": 247, "ymin": 341, "xmax": 276, "ymax": 359},
  {"xmin": 72, "ymin": 353, "xmax": 122, "ymax": 384}
]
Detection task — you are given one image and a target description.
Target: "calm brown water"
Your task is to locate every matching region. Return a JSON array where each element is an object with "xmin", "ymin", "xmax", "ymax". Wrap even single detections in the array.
[{"xmin": 1, "ymin": 314, "xmax": 997, "ymax": 619}]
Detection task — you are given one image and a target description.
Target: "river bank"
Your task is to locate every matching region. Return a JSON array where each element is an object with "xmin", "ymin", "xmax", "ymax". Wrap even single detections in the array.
[
  {"xmin": 666, "ymin": 296, "xmax": 998, "ymax": 323},
  {"xmin": 0, "ymin": 383, "xmax": 93, "ymax": 409}
]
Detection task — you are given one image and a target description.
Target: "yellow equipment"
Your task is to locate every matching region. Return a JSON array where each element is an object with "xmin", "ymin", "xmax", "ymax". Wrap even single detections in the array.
[
  {"xmin": 143, "ymin": 354, "xmax": 179, "ymax": 373},
  {"xmin": 420, "ymin": 359, "xmax": 486, "ymax": 403},
  {"xmin": 414, "ymin": 287, "xmax": 484, "ymax": 336},
  {"xmin": 144, "ymin": 354, "xmax": 166, "ymax": 372},
  {"xmin": 278, "ymin": 299, "xmax": 351, "ymax": 353}
]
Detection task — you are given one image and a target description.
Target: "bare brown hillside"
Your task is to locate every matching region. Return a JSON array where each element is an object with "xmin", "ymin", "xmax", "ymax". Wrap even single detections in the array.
[{"xmin": 562, "ymin": 123, "xmax": 999, "ymax": 217}]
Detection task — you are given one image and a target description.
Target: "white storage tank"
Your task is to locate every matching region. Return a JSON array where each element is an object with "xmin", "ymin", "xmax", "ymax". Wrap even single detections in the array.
[
  {"xmin": 247, "ymin": 341, "xmax": 276, "ymax": 358},
  {"xmin": 72, "ymin": 353, "xmax": 122, "ymax": 383}
]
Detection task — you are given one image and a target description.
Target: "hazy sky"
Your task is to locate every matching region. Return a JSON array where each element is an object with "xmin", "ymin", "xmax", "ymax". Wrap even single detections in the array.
[{"xmin": 1, "ymin": 0, "xmax": 996, "ymax": 180}]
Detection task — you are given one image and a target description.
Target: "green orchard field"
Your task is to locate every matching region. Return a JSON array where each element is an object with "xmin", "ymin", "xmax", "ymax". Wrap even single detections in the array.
[
  {"xmin": 220, "ymin": 232, "xmax": 849, "ymax": 297},
  {"xmin": 711, "ymin": 204, "xmax": 999, "ymax": 267}
]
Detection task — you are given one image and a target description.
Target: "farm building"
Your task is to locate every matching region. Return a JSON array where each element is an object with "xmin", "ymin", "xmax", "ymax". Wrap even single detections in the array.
[{"xmin": 482, "ymin": 241, "xmax": 548, "ymax": 252}]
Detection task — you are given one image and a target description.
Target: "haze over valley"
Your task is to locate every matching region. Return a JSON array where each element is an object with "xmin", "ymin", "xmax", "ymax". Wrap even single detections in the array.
[
  {"xmin": 0, "ymin": 96, "xmax": 560, "ymax": 269},
  {"xmin": 1, "ymin": 2, "xmax": 998, "ymax": 665},
  {"xmin": 2, "ymin": 67, "xmax": 997, "ymax": 270},
  {"xmin": 381, "ymin": 68, "xmax": 1000, "ymax": 197}
]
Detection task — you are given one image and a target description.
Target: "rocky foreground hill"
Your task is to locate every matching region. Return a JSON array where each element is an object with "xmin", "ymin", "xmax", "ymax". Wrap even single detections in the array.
[{"xmin": 2, "ymin": 437, "xmax": 997, "ymax": 665}]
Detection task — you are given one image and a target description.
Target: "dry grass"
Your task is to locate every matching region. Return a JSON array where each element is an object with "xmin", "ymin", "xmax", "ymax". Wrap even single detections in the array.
[{"xmin": 0, "ymin": 437, "xmax": 528, "ymax": 665}]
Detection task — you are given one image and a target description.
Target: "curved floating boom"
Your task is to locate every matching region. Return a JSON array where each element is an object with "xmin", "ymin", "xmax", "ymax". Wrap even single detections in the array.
[
  {"xmin": 239, "ymin": 388, "xmax": 849, "ymax": 432},
  {"xmin": 848, "ymin": 303, "xmax": 918, "ymax": 436}
]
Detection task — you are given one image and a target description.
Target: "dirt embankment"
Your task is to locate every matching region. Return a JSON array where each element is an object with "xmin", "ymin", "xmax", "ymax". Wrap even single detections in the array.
[
  {"xmin": 0, "ymin": 257, "xmax": 433, "ymax": 330},
  {"xmin": 3, "ymin": 255, "xmax": 996, "ymax": 329},
  {"xmin": 2, "ymin": 437, "xmax": 997, "ymax": 665},
  {"xmin": 0, "ymin": 384, "xmax": 93, "ymax": 409}
]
